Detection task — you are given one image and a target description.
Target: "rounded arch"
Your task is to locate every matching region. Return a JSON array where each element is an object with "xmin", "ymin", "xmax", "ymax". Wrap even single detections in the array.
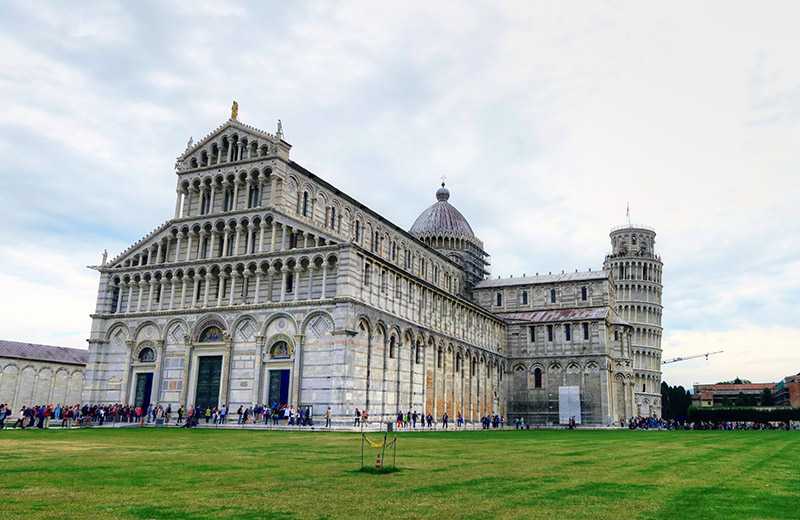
[
  {"xmin": 301, "ymin": 310, "xmax": 335, "ymax": 338},
  {"xmin": 260, "ymin": 311, "xmax": 299, "ymax": 337},
  {"xmin": 135, "ymin": 341, "xmax": 157, "ymax": 362},
  {"xmin": 194, "ymin": 314, "xmax": 229, "ymax": 342},
  {"xmin": 266, "ymin": 333, "xmax": 295, "ymax": 358},
  {"xmin": 133, "ymin": 320, "xmax": 161, "ymax": 342},
  {"xmin": 162, "ymin": 317, "xmax": 189, "ymax": 343},
  {"xmin": 105, "ymin": 322, "xmax": 130, "ymax": 343}
]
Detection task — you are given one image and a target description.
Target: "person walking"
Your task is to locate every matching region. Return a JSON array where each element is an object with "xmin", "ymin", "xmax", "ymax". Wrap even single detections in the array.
[
  {"xmin": 354, "ymin": 408, "xmax": 360, "ymax": 427},
  {"xmin": 14, "ymin": 407, "xmax": 26, "ymax": 429},
  {"xmin": 442, "ymin": 412, "xmax": 449, "ymax": 429},
  {"xmin": 0, "ymin": 404, "xmax": 6, "ymax": 429},
  {"xmin": 325, "ymin": 407, "xmax": 332, "ymax": 428}
]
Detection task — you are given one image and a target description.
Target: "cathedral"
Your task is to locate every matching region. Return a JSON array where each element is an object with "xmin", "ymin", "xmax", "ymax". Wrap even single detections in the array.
[{"xmin": 83, "ymin": 110, "xmax": 664, "ymax": 425}]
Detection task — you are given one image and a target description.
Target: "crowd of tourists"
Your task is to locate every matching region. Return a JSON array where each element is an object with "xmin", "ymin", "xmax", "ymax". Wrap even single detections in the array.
[
  {"xmin": 390, "ymin": 410, "xmax": 451, "ymax": 428},
  {"xmin": 6, "ymin": 402, "xmax": 792, "ymax": 431},
  {"xmin": 626, "ymin": 416, "xmax": 796, "ymax": 431},
  {"xmin": 0, "ymin": 402, "xmax": 321, "ymax": 429}
]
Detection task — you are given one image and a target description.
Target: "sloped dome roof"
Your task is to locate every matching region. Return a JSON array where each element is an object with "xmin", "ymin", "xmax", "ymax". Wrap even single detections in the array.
[{"xmin": 410, "ymin": 184, "xmax": 475, "ymax": 237}]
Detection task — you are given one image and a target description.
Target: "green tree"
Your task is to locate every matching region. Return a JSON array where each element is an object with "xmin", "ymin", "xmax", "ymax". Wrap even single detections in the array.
[
  {"xmin": 661, "ymin": 381, "xmax": 692, "ymax": 420},
  {"xmin": 735, "ymin": 392, "xmax": 748, "ymax": 407},
  {"xmin": 721, "ymin": 396, "xmax": 734, "ymax": 407},
  {"xmin": 760, "ymin": 388, "xmax": 776, "ymax": 406}
]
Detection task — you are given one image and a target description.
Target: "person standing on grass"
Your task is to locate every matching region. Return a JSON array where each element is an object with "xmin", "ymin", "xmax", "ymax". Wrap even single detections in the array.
[
  {"xmin": 354, "ymin": 408, "xmax": 360, "ymax": 427},
  {"xmin": 165, "ymin": 404, "xmax": 172, "ymax": 424},
  {"xmin": 14, "ymin": 407, "xmax": 26, "ymax": 429},
  {"xmin": 237, "ymin": 405, "xmax": 243, "ymax": 424},
  {"xmin": 0, "ymin": 404, "xmax": 5, "ymax": 429},
  {"xmin": 397, "ymin": 411, "xmax": 404, "ymax": 428},
  {"xmin": 325, "ymin": 407, "xmax": 332, "ymax": 427},
  {"xmin": 442, "ymin": 412, "xmax": 449, "ymax": 429},
  {"xmin": 221, "ymin": 405, "xmax": 228, "ymax": 424},
  {"xmin": 412, "ymin": 411, "xmax": 418, "ymax": 428}
]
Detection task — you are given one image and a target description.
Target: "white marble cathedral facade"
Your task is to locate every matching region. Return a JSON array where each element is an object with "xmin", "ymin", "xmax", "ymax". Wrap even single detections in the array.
[{"xmin": 83, "ymin": 113, "xmax": 662, "ymax": 425}]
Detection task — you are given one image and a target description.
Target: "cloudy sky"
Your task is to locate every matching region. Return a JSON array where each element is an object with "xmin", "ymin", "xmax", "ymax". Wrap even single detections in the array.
[{"xmin": 1, "ymin": 1, "xmax": 798, "ymax": 389}]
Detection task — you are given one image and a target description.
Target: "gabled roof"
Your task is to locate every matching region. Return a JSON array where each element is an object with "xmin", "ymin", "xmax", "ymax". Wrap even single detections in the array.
[
  {"xmin": 475, "ymin": 270, "xmax": 609, "ymax": 289},
  {"xmin": 180, "ymin": 118, "xmax": 288, "ymax": 161},
  {"xmin": 0, "ymin": 340, "xmax": 88, "ymax": 365}
]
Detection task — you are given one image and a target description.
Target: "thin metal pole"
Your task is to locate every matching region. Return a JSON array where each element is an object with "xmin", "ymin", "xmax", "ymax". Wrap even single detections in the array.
[
  {"xmin": 381, "ymin": 434, "xmax": 387, "ymax": 468},
  {"xmin": 361, "ymin": 433, "xmax": 365, "ymax": 469},
  {"xmin": 393, "ymin": 436, "xmax": 397, "ymax": 468}
]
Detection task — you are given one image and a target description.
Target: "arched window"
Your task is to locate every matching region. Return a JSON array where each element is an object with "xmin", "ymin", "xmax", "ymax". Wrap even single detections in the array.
[
  {"xmin": 389, "ymin": 337, "xmax": 396, "ymax": 359},
  {"xmin": 415, "ymin": 343, "xmax": 422, "ymax": 364},
  {"xmin": 496, "ymin": 293, "xmax": 502, "ymax": 307},
  {"xmin": 521, "ymin": 291, "xmax": 528, "ymax": 305},
  {"xmin": 614, "ymin": 330, "xmax": 619, "ymax": 341},
  {"xmin": 456, "ymin": 354, "xmax": 462, "ymax": 372},
  {"xmin": 565, "ymin": 324, "xmax": 571, "ymax": 341},
  {"xmin": 550, "ymin": 289, "xmax": 556, "ymax": 303},
  {"xmin": 547, "ymin": 325, "xmax": 553, "ymax": 341},
  {"xmin": 354, "ymin": 221, "xmax": 360, "ymax": 242},
  {"xmin": 302, "ymin": 192, "xmax": 309, "ymax": 216},
  {"xmin": 271, "ymin": 341, "xmax": 291, "ymax": 359},
  {"xmin": 249, "ymin": 184, "xmax": 260, "ymax": 208},
  {"xmin": 329, "ymin": 207, "xmax": 336, "ymax": 229},
  {"xmin": 581, "ymin": 286, "xmax": 587, "ymax": 301},
  {"xmin": 224, "ymin": 187, "xmax": 234, "ymax": 211},
  {"xmin": 286, "ymin": 274, "xmax": 294, "ymax": 293},
  {"xmin": 437, "ymin": 346, "xmax": 443, "ymax": 369},
  {"xmin": 534, "ymin": 367, "xmax": 542, "ymax": 388},
  {"xmin": 529, "ymin": 326, "xmax": 535, "ymax": 343},
  {"xmin": 364, "ymin": 264, "xmax": 371, "ymax": 286},
  {"xmin": 138, "ymin": 346, "xmax": 155, "ymax": 362},
  {"xmin": 583, "ymin": 322, "xmax": 590, "ymax": 340}
]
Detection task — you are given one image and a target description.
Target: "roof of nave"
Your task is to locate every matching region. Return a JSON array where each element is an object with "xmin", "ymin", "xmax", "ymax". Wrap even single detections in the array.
[
  {"xmin": 0, "ymin": 340, "xmax": 88, "ymax": 366},
  {"xmin": 474, "ymin": 270, "xmax": 609, "ymax": 289},
  {"xmin": 497, "ymin": 308, "xmax": 611, "ymax": 323}
]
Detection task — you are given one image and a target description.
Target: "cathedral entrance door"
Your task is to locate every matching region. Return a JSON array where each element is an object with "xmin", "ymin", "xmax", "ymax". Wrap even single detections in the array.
[
  {"xmin": 134, "ymin": 373, "xmax": 153, "ymax": 408},
  {"xmin": 195, "ymin": 356, "xmax": 222, "ymax": 409},
  {"xmin": 268, "ymin": 370, "xmax": 290, "ymax": 406}
]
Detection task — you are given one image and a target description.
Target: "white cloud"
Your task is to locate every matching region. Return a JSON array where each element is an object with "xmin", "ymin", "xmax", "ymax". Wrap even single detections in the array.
[
  {"xmin": 663, "ymin": 325, "xmax": 800, "ymax": 388},
  {"xmin": 0, "ymin": 1, "xmax": 798, "ymax": 383}
]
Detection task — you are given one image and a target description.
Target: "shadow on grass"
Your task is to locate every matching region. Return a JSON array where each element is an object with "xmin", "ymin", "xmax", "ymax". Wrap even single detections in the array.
[{"xmin": 355, "ymin": 466, "xmax": 402, "ymax": 475}]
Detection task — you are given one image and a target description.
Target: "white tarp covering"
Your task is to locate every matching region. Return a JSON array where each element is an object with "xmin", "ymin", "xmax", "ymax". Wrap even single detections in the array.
[{"xmin": 558, "ymin": 386, "xmax": 581, "ymax": 425}]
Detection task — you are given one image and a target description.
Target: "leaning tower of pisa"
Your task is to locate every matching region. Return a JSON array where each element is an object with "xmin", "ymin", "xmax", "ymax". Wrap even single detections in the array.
[{"xmin": 603, "ymin": 225, "xmax": 663, "ymax": 417}]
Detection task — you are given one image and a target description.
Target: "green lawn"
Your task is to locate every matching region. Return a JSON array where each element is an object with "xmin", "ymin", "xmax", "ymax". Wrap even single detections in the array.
[{"xmin": 0, "ymin": 428, "xmax": 797, "ymax": 519}]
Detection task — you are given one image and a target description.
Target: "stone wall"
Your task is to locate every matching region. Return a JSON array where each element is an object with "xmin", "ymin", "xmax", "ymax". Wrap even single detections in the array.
[{"xmin": 0, "ymin": 358, "xmax": 85, "ymax": 411}]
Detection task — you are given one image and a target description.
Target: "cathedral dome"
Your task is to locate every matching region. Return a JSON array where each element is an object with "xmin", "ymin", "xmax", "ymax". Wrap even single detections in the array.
[{"xmin": 410, "ymin": 183, "xmax": 475, "ymax": 237}]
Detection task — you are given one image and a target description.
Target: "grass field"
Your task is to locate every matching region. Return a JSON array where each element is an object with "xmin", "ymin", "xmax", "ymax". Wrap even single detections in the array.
[{"xmin": 0, "ymin": 428, "xmax": 798, "ymax": 519}]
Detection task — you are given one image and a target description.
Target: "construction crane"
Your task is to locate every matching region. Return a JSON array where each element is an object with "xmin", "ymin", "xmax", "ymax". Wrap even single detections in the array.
[{"xmin": 662, "ymin": 351, "xmax": 723, "ymax": 365}]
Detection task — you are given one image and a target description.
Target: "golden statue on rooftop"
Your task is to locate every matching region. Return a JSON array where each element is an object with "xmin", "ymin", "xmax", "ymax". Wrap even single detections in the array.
[{"xmin": 231, "ymin": 100, "xmax": 239, "ymax": 120}]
